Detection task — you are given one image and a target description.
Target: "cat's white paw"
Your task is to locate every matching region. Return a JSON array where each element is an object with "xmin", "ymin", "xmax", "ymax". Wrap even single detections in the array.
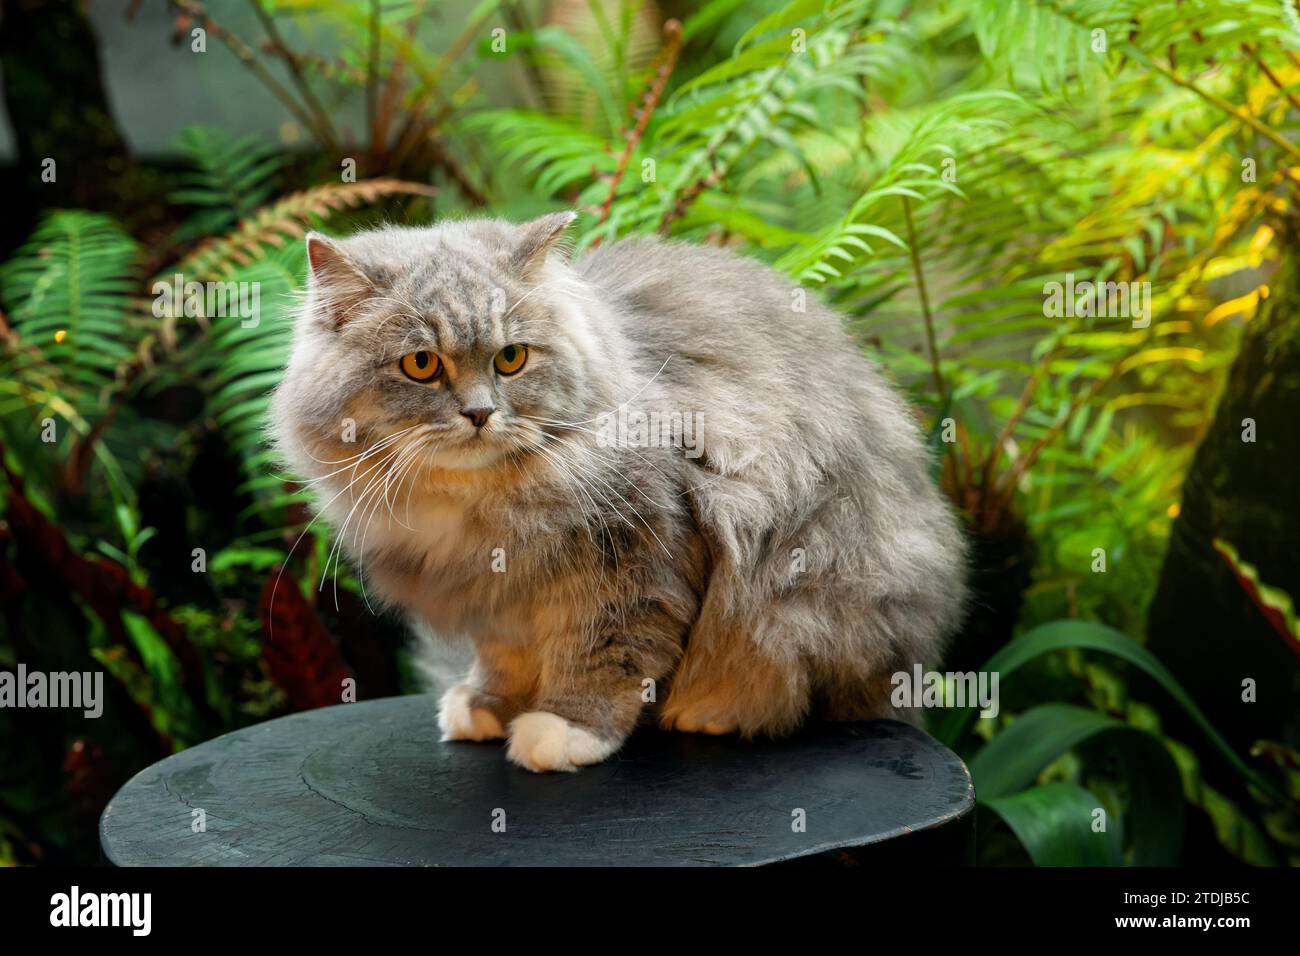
[
  {"xmin": 438, "ymin": 683, "xmax": 506, "ymax": 741},
  {"xmin": 506, "ymin": 711, "xmax": 618, "ymax": 773}
]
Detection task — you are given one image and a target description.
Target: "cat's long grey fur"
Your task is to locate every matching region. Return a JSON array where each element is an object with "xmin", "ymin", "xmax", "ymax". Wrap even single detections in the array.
[{"xmin": 269, "ymin": 212, "xmax": 966, "ymax": 772}]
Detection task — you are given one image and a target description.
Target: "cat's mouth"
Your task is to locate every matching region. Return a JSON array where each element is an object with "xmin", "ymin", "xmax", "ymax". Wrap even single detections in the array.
[{"xmin": 431, "ymin": 425, "xmax": 514, "ymax": 470}]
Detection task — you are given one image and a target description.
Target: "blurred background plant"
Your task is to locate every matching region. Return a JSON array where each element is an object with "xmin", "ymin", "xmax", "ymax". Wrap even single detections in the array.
[{"xmin": 0, "ymin": 0, "xmax": 1297, "ymax": 866}]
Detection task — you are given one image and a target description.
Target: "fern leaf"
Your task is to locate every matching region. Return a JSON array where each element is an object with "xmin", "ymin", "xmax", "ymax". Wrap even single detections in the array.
[{"xmin": 176, "ymin": 178, "xmax": 435, "ymax": 282}]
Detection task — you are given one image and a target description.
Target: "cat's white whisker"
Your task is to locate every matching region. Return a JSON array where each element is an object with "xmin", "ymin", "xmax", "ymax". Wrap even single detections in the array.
[
  {"xmin": 352, "ymin": 443, "xmax": 423, "ymax": 612},
  {"xmin": 321, "ymin": 447, "xmax": 402, "ymax": 601},
  {"xmin": 533, "ymin": 356, "xmax": 672, "ymax": 428},
  {"xmin": 293, "ymin": 423, "xmax": 420, "ymax": 469},
  {"xmin": 503, "ymin": 283, "xmax": 546, "ymax": 319},
  {"xmin": 542, "ymin": 430, "xmax": 672, "ymax": 510},
  {"xmin": 401, "ymin": 441, "xmax": 439, "ymax": 527},
  {"xmin": 520, "ymin": 436, "xmax": 603, "ymax": 539},
  {"xmin": 517, "ymin": 413, "xmax": 679, "ymax": 491},
  {"xmin": 267, "ymin": 434, "xmax": 410, "ymax": 637},
  {"xmin": 340, "ymin": 444, "xmax": 415, "ymax": 612},
  {"xmin": 531, "ymin": 441, "xmax": 633, "ymax": 530},
  {"xmin": 545, "ymin": 439, "xmax": 674, "ymax": 559},
  {"xmin": 378, "ymin": 436, "xmax": 427, "ymax": 532},
  {"xmin": 528, "ymin": 437, "xmax": 673, "ymax": 565}
]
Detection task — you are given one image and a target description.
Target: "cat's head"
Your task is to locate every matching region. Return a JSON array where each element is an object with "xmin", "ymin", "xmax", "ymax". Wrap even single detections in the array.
[{"xmin": 271, "ymin": 213, "xmax": 603, "ymax": 483}]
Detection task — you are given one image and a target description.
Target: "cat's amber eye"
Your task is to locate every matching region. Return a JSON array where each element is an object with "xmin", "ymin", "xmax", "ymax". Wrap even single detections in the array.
[
  {"xmin": 494, "ymin": 344, "xmax": 528, "ymax": 376},
  {"xmin": 399, "ymin": 350, "xmax": 442, "ymax": 382}
]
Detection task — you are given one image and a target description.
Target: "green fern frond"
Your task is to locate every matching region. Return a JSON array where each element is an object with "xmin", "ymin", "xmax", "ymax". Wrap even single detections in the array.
[
  {"xmin": 0, "ymin": 211, "xmax": 140, "ymax": 395},
  {"xmin": 463, "ymin": 110, "xmax": 612, "ymax": 197},
  {"xmin": 777, "ymin": 92, "xmax": 1025, "ymax": 283},
  {"xmin": 201, "ymin": 247, "xmax": 304, "ymax": 507},
  {"xmin": 169, "ymin": 126, "xmax": 286, "ymax": 241},
  {"xmin": 176, "ymin": 178, "xmax": 436, "ymax": 282}
]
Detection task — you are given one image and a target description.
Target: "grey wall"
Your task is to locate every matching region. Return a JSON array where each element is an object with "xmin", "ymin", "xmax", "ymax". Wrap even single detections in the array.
[{"xmin": 0, "ymin": 1, "xmax": 518, "ymax": 161}]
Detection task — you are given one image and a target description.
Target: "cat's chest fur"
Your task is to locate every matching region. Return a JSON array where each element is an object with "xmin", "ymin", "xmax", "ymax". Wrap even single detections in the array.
[
  {"xmin": 354, "ymin": 483, "xmax": 594, "ymax": 640},
  {"xmin": 370, "ymin": 496, "xmax": 478, "ymax": 575}
]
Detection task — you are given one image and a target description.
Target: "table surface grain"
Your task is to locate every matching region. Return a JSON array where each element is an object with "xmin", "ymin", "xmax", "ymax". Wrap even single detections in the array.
[{"xmin": 100, "ymin": 694, "xmax": 974, "ymax": 866}]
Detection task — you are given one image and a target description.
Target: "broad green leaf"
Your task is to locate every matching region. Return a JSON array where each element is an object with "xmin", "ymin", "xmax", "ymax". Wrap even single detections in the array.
[
  {"xmin": 934, "ymin": 620, "xmax": 1280, "ymax": 800},
  {"xmin": 970, "ymin": 703, "xmax": 1184, "ymax": 864},
  {"xmin": 983, "ymin": 782, "xmax": 1123, "ymax": 866}
]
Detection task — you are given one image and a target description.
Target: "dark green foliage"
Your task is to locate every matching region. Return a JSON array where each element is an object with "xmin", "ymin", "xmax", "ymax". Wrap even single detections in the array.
[
  {"xmin": 168, "ymin": 127, "xmax": 288, "ymax": 243},
  {"xmin": 1147, "ymin": 233, "xmax": 1300, "ymax": 758}
]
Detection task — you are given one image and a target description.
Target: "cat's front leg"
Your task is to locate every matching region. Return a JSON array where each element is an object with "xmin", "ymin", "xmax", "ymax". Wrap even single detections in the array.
[
  {"xmin": 506, "ymin": 610, "xmax": 684, "ymax": 773},
  {"xmin": 438, "ymin": 640, "xmax": 534, "ymax": 742},
  {"xmin": 437, "ymin": 684, "xmax": 508, "ymax": 741}
]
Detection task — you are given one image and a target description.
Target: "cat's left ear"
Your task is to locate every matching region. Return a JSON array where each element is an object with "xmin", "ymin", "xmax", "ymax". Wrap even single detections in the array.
[{"xmin": 512, "ymin": 211, "xmax": 578, "ymax": 281}]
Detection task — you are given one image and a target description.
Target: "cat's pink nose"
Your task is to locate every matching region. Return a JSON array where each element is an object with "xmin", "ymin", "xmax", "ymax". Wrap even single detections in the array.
[{"xmin": 461, "ymin": 406, "xmax": 494, "ymax": 428}]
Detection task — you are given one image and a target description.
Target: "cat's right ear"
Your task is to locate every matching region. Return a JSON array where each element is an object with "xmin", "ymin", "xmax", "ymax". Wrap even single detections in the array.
[
  {"xmin": 511, "ymin": 211, "xmax": 578, "ymax": 282},
  {"xmin": 305, "ymin": 232, "xmax": 372, "ymax": 329}
]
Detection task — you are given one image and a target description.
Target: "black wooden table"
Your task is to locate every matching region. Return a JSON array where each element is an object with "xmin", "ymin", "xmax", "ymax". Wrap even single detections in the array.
[{"xmin": 100, "ymin": 695, "xmax": 974, "ymax": 866}]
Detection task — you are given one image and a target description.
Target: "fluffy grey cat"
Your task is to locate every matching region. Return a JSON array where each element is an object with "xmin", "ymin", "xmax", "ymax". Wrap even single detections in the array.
[{"xmin": 269, "ymin": 212, "xmax": 966, "ymax": 772}]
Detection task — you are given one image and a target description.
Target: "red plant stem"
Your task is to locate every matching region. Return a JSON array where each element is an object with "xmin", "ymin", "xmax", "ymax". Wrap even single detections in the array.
[
  {"xmin": 1242, "ymin": 42, "xmax": 1300, "ymax": 114},
  {"xmin": 245, "ymin": 0, "xmax": 339, "ymax": 150},
  {"xmin": 388, "ymin": 7, "xmax": 493, "ymax": 165},
  {"xmin": 593, "ymin": 19, "xmax": 683, "ymax": 238},
  {"xmin": 982, "ymin": 343, "xmax": 1060, "ymax": 500},
  {"xmin": 995, "ymin": 364, "xmax": 1122, "ymax": 506},
  {"xmin": 168, "ymin": 0, "xmax": 326, "ymax": 147}
]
